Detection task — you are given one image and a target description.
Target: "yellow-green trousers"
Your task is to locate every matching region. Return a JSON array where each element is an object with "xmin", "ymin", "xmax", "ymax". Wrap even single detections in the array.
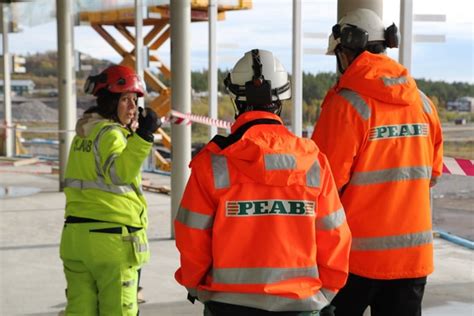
[{"xmin": 60, "ymin": 222, "xmax": 149, "ymax": 316}]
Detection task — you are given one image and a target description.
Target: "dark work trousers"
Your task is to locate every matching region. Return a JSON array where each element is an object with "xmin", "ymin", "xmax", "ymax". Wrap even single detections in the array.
[
  {"xmin": 332, "ymin": 273, "xmax": 427, "ymax": 316},
  {"xmin": 203, "ymin": 301, "xmax": 322, "ymax": 316}
]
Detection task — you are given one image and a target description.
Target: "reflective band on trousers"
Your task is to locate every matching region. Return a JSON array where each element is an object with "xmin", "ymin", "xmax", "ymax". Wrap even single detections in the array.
[
  {"xmin": 64, "ymin": 178, "xmax": 135, "ymax": 194},
  {"xmin": 211, "ymin": 154, "xmax": 230, "ymax": 189},
  {"xmin": 350, "ymin": 166, "xmax": 432, "ymax": 185},
  {"xmin": 418, "ymin": 90, "xmax": 432, "ymax": 114},
  {"xmin": 382, "ymin": 76, "xmax": 408, "ymax": 86},
  {"xmin": 306, "ymin": 160, "xmax": 320, "ymax": 188},
  {"xmin": 198, "ymin": 289, "xmax": 330, "ymax": 312},
  {"xmin": 338, "ymin": 89, "xmax": 371, "ymax": 120},
  {"xmin": 264, "ymin": 154, "xmax": 296, "ymax": 170},
  {"xmin": 316, "ymin": 208, "xmax": 346, "ymax": 231},
  {"xmin": 176, "ymin": 207, "xmax": 214, "ymax": 230},
  {"xmin": 122, "ymin": 236, "xmax": 148, "ymax": 252},
  {"xmin": 212, "ymin": 266, "xmax": 319, "ymax": 285},
  {"xmin": 352, "ymin": 230, "xmax": 433, "ymax": 251}
]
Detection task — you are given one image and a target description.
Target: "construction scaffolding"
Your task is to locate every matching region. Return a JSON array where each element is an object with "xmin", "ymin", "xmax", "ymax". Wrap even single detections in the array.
[{"xmin": 79, "ymin": 0, "xmax": 252, "ymax": 171}]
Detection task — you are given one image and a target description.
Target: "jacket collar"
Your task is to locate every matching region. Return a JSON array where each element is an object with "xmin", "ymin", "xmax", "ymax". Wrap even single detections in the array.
[{"xmin": 231, "ymin": 111, "xmax": 284, "ymax": 133}]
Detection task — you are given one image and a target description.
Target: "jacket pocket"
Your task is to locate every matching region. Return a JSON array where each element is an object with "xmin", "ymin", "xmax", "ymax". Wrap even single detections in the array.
[{"xmin": 123, "ymin": 228, "xmax": 150, "ymax": 266}]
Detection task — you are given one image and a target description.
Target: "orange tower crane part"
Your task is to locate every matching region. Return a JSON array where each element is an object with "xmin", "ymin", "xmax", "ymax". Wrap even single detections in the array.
[{"xmin": 79, "ymin": 1, "xmax": 252, "ymax": 172}]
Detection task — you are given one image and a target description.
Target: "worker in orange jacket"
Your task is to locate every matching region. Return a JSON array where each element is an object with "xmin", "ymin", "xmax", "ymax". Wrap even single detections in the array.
[
  {"xmin": 311, "ymin": 9, "xmax": 443, "ymax": 316},
  {"xmin": 174, "ymin": 49, "xmax": 352, "ymax": 316}
]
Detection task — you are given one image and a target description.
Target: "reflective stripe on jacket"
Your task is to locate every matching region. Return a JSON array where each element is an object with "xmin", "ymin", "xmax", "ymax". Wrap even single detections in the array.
[
  {"xmin": 175, "ymin": 111, "xmax": 352, "ymax": 312},
  {"xmin": 64, "ymin": 119, "xmax": 152, "ymax": 228},
  {"xmin": 312, "ymin": 51, "xmax": 443, "ymax": 279}
]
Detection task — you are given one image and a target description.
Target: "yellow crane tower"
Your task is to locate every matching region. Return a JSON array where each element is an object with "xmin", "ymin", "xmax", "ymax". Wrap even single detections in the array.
[{"xmin": 79, "ymin": 0, "xmax": 252, "ymax": 172}]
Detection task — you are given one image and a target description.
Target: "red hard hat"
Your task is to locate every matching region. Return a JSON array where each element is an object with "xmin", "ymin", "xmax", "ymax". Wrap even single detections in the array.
[{"xmin": 84, "ymin": 65, "xmax": 145, "ymax": 97}]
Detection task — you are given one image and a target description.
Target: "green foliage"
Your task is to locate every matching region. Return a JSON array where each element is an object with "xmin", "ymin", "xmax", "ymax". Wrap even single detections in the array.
[
  {"xmin": 415, "ymin": 78, "xmax": 474, "ymax": 108},
  {"xmin": 444, "ymin": 141, "xmax": 474, "ymax": 160},
  {"xmin": 301, "ymin": 72, "xmax": 337, "ymax": 104}
]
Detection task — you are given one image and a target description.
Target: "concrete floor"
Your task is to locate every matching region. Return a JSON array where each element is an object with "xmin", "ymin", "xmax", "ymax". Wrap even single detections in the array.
[{"xmin": 0, "ymin": 163, "xmax": 473, "ymax": 315}]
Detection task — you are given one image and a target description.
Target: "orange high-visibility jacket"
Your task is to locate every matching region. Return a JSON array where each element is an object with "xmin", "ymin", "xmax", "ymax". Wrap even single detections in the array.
[
  {"xmin": 312, "ymin": 51, "xmax": 443, "ymax": 280},
  {"xmin": 175, "ymin": 111, "xmax": 352, "ymax": 312}
]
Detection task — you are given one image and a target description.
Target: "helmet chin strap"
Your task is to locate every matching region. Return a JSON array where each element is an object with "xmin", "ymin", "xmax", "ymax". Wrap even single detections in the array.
[{"xmin": 335, "ymin": 50, "xmax": 346, "ymax": 74}]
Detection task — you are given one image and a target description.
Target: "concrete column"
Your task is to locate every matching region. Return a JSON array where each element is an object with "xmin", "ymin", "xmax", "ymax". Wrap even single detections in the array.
[
  {"xmin": 56, "ymin": 0, "xmax": 77, "ymax": 191},
  {"xmin": 1, "ymin": 4, "xmax": 13, "ymax": 157},
  {"xmin": 337, "ymin": 0, "xmax": 382, "ymax": 20},
  {"xmin": 399, "ymin": 0, "xmax": 413, "ymax": 71},
  {"xmin": 170, "ymin": 0, "xmax": 192, "ymax": 238},
  {"xmin": 208, "ymin": 0, "xmax": 218, "ymax": 138},
  {"xmin": 135, "ymin": 0, "xmax": 145, "ymax": 109},
  {"xmin": 292, "ymin": 0, "xmax": 302, "ymax": 137}
]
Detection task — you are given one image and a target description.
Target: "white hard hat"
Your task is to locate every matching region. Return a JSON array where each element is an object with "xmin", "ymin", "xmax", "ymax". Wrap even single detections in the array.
[
  {"xmin": 224, "ymin": 49, "xmax": 291, "ymax": 104},
  {"xmin": 326, "ymin": 8, "xmax": 385, "ymax": 55}
]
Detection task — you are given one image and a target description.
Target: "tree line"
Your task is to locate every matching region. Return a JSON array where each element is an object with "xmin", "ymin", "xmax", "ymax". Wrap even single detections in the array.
[{"xmin": 186, "ymin": 69, "xmax": 474, "ymax": 110}]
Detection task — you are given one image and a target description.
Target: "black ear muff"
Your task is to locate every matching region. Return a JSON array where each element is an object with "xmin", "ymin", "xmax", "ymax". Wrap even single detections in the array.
[
  {"xmin": 332, "ymin": 24, "xmax": 342, "ymax": 39},
  {"xmin": 84, "ymin": 75, "xmax": 98, "ymax": 94},
  {"xmin": 98, "ymin": 73, "xmax": 108, "ymax": 83},
  {"xmin": 385, "ymin": 23, "xmax": 399, "ymax": 48},
  {"xmin": 340, "ymin": 24, "xmax": 369, "ymax": 52}
]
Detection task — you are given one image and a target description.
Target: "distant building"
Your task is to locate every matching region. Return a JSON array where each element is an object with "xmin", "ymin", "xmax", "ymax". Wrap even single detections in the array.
[
  {"xmin": 0, "ymin": 79, "xmax": 35, "ymax": 96},
  {"xmin": 447, "ymin": 97, "xmax": 474, "ymax": 113}
]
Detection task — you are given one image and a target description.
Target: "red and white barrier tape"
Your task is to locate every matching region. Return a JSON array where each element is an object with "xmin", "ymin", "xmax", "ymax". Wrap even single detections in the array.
[
  {"xmin": 167, "ymin": 110, "xmax": 232, "ymax": 129},
  {"xmin": 442, "ymin": 157, "xmax": 474, "ymax": 177},
  {"xmin": 2, "ymin": 114, "xmax": 474, "ymax": 177}
]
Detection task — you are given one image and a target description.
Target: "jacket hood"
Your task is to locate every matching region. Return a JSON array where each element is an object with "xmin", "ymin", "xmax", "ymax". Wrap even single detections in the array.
[
  {"xmin": 203, "ymin": 111, "xmax": 319, "ymax": 187},
  {"xmin": 338, "ymin": 51, "xmax": 419, "ymax": 106},
  {"xmin": 75, "ymin": 113, "xmax": 113, "ymax": 137}
]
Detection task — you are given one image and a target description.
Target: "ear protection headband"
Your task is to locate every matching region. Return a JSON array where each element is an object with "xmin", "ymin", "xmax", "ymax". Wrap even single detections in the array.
[
  {"xmin": 332, "ymin": 23, "xmax": 369, "ymax": 52},
  {"xmin": 385, "ymin": 23, "xmax": 399, "ymax": 48},
  {"xmin": 332, "ymin": 22, "xmax": 399, "ymax": 52},
  {"xmin": 224, "ymin": 49, "xmax": 290, "ymax": 107}
]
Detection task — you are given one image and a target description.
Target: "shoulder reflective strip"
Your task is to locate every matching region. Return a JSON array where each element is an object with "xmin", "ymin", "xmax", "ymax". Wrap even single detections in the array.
[
  {"xmin": 338, "ymin": 89, "xmax": 371, "ymax": 120},
  {"xmin": 64, "ymin": 178, "xmax": 134, "ymax": 194},
  {"xmin": 382, "ymin": 76, "xmax": 408, "ymax": 86},
  {"xmin": 176, "ymin": 207, "xmax": 214, "ymax": 230},
  {"xmin": 211, "ymin": 154, "xmax": 230, "ymax": 189},
  {"xmin": 418, "ymin": 90, "xmax": 432, "ymax": 114},
  {"xmin": 306, "ymin": 160, "xmax": 320, "ymax": 187},
  {"xmin": 352, "ymin": 230, "xmax": 433, "ymax": 251},
  {"xmin": 264, "ymin": 154, "xmax": 297, "ymax": 170},
  {"xmin": 350, "ymin": 166, "xmax": 432, "ymax": 185},
  {"xmin": 103, "ymin": 153, "xmax": 117, "ymax": 175},
  {"xmin": 108, "ymin": 158, "xmax": 125, "ymax": 185},
  {"xmin": 320, "ymin": 288, "xmax": 336, "ymax": 302},
  {"xmin": 316, "ymin": 208, "xmax": 346, "ymax": 231},
  {"xmin": 212, "ymin": 266, "xmax": 318, "ymax": 285},
  {"xmin": 198, "ymin": 288, "xmax": 329, "ymax": 311},
  {"xmin": 93, "ymin": 125, "xmax": 118, "ymax": 179}
]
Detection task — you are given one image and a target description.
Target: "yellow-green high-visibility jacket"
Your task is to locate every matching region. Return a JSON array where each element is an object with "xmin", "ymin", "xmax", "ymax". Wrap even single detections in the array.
[{"xmin": 64, "ymin": 113, "xmax": 152, "ymax": 228}]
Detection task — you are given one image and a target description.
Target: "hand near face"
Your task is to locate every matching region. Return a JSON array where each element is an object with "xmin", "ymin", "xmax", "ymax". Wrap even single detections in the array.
[{"xmin": 130, "ymin": 110, "xmax": 139, "ymax": 132}]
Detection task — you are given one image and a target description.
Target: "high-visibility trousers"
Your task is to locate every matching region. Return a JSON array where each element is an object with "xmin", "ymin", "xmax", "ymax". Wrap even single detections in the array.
[{"xmin": 60, "ymin": 221, "xmax": 149, "ymax": 316}]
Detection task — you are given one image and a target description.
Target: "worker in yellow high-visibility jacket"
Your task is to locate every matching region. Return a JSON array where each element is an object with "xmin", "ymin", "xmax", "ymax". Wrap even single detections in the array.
[{"xmin": 60, "ymin": 65, "xmax": 160, "ymax": 315}]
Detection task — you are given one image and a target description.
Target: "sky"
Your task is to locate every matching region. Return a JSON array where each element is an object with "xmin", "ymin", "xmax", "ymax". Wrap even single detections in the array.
[{"xmin": 4, "ymin": 0, "xmax": 474, "ymax": 83}]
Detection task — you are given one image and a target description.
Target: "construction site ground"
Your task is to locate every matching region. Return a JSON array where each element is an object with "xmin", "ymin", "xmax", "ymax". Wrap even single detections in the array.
[{"xmin": 0, "ymin": 162, "xmax": 473, "ymax": 315}]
